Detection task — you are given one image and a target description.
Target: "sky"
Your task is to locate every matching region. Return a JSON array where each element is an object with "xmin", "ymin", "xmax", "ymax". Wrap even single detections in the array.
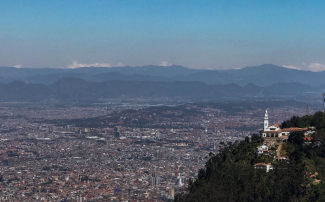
[{"xmin": 1, "ymin": 0, "xmax": 325, "ymax": 71}]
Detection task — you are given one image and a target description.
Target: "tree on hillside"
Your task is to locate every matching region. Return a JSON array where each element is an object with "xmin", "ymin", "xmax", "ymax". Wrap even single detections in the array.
[{"xmin": 314, "ymin": 111, "xmax": 325, "ymax": 129}]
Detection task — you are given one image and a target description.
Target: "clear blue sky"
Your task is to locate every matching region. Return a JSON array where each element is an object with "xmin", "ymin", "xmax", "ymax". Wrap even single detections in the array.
[{"xmin": 1, "ymin": 0, "xmax": 325, "ymax": 70}]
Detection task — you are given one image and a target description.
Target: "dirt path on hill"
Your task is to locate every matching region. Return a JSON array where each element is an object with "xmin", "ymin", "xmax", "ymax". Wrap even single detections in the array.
[{"xmin": 277, "ymin": 142, "xmax": 282, "ymax": 159}]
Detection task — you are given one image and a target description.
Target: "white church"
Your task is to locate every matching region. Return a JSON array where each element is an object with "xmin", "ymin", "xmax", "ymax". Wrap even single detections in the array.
[{"xmin": 261, "ymin": 110, "xmax": 306, "ymax": 138}]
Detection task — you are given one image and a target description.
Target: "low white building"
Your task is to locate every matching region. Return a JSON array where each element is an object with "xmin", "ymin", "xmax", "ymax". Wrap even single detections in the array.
[
  {"xmin": 256, "ymin": 145, "xmax": 269, "ymax": 155},
  {"xmin": 254, "ymin": 163, "xmax": 273, "ymax": 172}
]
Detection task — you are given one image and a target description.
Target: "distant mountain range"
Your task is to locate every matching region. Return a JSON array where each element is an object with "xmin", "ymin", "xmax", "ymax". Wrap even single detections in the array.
[
  {"xmin": 0, "ymin": 64, "xmax": 325, "ymax": 87},
  {"xmin": 0, "ymin": 77, "xmax": 320, "ymax": 102},
  {"xmin": 0, "ymin": 64, "xmax": 324, "ymax": 102}
]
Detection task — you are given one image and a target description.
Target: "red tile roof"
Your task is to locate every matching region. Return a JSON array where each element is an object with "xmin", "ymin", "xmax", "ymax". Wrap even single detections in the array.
[{"xmin": 302, "ymin": 137, "xmax": 313, "ymax": 141}]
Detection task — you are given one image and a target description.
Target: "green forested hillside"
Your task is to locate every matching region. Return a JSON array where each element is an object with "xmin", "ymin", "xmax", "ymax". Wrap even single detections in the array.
[
  {"xmin": 281, "ymin": 111, "xmax": 325, "ymax": 129},
  {"xmin": 175, "ymin": 112, "xmax": 325, "ymax": 202}
]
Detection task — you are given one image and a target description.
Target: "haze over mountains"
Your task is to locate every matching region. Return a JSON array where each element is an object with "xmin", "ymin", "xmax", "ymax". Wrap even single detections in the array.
[
  {"xmin": 0, "ymin": 64, "xmax": 324, "ymax": 102},
  {"xmin": 1, "ymin": 64, "xmax": 325, "ymax": 86}
]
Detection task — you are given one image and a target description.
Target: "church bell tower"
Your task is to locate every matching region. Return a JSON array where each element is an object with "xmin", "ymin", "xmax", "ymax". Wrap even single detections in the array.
[{"xmin": 264, "ymin": 110, "xmax": 268, "ymax": 131}]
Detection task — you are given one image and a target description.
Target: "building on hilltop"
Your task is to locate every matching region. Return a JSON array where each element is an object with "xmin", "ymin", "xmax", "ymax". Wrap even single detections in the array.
[{"xmin": 260, "ymin": 110, "xmax": 307, "ymax": 138}]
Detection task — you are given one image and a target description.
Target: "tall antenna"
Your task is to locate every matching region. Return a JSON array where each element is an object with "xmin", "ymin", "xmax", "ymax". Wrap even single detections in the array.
[
  {"xmin": 305, "ymin": 105, "xmax": 310, "ymax": 115},
  {"xmin": 323, "ymin": 93, "xmax": 325, "ymax": 112}
]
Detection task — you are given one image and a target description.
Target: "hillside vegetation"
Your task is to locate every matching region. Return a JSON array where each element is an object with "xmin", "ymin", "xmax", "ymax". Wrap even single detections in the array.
[{"xmin": 175, "ymin": 112, "xmax": 325, "ymax": 202}]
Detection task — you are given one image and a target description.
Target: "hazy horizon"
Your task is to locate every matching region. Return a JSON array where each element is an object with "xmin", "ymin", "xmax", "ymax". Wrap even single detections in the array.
[{"xmin": 0, "ymin": 63, "xmax": 324, "ymax": 73}]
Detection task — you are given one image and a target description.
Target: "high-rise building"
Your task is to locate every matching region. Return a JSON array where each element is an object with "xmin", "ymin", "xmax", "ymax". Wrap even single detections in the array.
[
  {"xmin": 176, "ymin": 173, "xmax": 185, "ymax": 186},
  {"xmin": 4, "ymin": 160, "xmax": 9, "ymax": 166},
  {"xmin": 168, "ymin": 188, "xmax": 175, "ymax": 199},
  {"xmin": 114, "ymin": 126, "xmax": 120, "ymax": 138},
  {"xmin": 151, "ymin": 173, "xmax": 159, "ymax": 186}
]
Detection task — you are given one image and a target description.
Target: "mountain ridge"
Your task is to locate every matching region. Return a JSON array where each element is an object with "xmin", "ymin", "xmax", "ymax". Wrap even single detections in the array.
[
  {"xmin": 1, "ymin": 64, "xmax": 325, "ymax": 87},
  {"xmin": 0, "ymin": 78, "xmax": 319, "ymax": 102}
]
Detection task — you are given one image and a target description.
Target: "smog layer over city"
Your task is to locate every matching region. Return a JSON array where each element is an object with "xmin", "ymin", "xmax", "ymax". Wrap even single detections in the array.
[{"xmin": 1, "ymin": 1, "xmax": 325, "ymax": 201}]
